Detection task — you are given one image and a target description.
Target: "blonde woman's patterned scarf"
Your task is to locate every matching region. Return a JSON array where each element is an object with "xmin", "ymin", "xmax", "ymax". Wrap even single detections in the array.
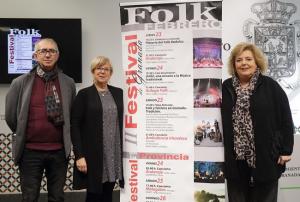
[{"xmin": 232, "ymin": 69, "xmax": 260, "ymax": 168}]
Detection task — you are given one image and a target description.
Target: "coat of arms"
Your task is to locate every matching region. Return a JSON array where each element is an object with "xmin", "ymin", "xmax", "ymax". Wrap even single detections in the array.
[{"xmin": 244, "ymin": 0, "xmax": 300, "ymax": 99}]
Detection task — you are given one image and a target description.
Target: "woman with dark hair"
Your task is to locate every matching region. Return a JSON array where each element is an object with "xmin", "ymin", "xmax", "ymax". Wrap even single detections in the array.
[{"xmin": 221, "ymin": 42, "xmax": 294, "ymax": 202}]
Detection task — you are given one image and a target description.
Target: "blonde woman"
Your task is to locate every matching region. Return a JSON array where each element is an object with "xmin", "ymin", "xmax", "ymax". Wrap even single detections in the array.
[
  {"xmin": 221, "ymin": 42, "xmax": 294, "ymax": 202},
  {"xmin": 71, "ymin": 56, "xmax": 124, "ymax": 202}
]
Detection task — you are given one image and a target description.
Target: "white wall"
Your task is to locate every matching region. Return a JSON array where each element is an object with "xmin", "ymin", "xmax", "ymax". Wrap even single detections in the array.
[
  {"xmin": 0, "ymin": 0, "xmax": 157, "ymax": 89},
  {"xmin": 0, "ymin": 0, "xmax": 158, "ymax": 131}
]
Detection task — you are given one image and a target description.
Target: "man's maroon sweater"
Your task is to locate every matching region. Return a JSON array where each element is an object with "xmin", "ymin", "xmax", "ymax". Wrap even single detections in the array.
[{"xmin": 25, "ymin": 74, "xmax": 63, "ymax": 150}]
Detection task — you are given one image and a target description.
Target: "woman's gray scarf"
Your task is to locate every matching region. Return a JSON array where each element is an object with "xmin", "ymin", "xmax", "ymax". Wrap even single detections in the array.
[{"xmin": 36, "ymin": 65, "xmax": 64, "ymax": 126}]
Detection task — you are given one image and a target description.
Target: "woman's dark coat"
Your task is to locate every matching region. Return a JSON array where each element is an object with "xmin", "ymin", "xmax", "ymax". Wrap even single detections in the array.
[
  {"xmin": 71, "ymin": 85, "xmax": 124, "ymax": 193},
  {"xmin": 221, "ymin": 75, "xmax": 294, "ymax": 182}
]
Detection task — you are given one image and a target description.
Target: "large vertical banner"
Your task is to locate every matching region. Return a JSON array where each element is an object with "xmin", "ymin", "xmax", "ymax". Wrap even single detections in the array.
[
  {"xmin": 120, "ymin": 1, "xmax": 223, "ymax": 201},
  {"xmin": 222, "ymin": 0, "xmax": 300, "ymax": 201}
]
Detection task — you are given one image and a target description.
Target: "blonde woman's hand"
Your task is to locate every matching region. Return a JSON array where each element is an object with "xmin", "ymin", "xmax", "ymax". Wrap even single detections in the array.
[
  {"xmin": 76, "ymin": 157, "xmax": 87, "ymax": 173},
  {"xmin": 277, "ymin": 155, "xmax": 291, "ymax": 165}
]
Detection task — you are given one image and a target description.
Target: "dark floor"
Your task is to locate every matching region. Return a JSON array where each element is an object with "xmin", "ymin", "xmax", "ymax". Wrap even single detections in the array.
[{"xmin": 0, "ymin": 191, "xmax": 120, "ymax": 202}]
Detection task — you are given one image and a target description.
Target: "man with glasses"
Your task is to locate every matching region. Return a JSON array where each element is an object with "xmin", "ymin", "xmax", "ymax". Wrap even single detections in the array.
[{"xmin": 5, "ymin": 38, "xmax": 76, "ymax": 202}]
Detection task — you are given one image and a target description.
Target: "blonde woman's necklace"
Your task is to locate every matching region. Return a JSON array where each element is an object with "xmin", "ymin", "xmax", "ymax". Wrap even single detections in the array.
[
  {"xmin": 95, "ymin": 84, "xmax": 108, "ymax": 96},
  {"xmin": 98, "ymin": 88, "xmax": 108, "ymax": 96}
]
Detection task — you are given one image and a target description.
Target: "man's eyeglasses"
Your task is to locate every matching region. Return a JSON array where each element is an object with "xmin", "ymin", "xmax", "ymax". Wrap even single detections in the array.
[
  {"xmin": 36, "ymin": 49, "xmax": 58, "ymax": 56},
  {"xmin": 95, "ymin": 66, "xmax": 111, "ymax": 72}
]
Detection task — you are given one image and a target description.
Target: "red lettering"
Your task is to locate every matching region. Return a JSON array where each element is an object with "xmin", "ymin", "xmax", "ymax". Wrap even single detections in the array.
[
  {"xmin": 128, "ymin": 101, "xmax": 137, "ymax": 114},
  {"xmin": 125, "ymin": 34, "xmax": 138, "ymax": 130},
  {"xmin": 125, "ymin": 115, "xmax": 137, "ymax": 128},
  {"xmin": 129, "ymin": 159, "xmax": 138, "ymax": 202},
  {"xmin": 128, "ymin": 86, "xmax": 137, "ymax": 99},
  {"xmin": 128, "ymin": 42, "xmax": 137, "ymax": 54},
  {"xmin": 131, "ymin": 193, "xmax": 138, "ymax": 201},
  {"xmin": 126, "ymin": 70, "xmax": 137, "ymax": 85},
  {"xmin": 125, "ymin": 34, "xmax": 137, "ymax": 41},
  {"xmin": 9, "ymin": 35, "xmax": 15, "ymax": 64},
  {"xmin": 128, "ymin": 55, "xmax": 137, "ymax": 68}
]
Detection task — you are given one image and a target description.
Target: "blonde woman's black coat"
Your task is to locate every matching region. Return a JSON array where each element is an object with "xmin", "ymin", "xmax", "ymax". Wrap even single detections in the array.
[
  {"xmin": 71, "ymin": 85, "xmax": 124, "ymax": 193},
  {"xmin": 221, "ymin": 75, "xmax": 294, "ymax": 182}
]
